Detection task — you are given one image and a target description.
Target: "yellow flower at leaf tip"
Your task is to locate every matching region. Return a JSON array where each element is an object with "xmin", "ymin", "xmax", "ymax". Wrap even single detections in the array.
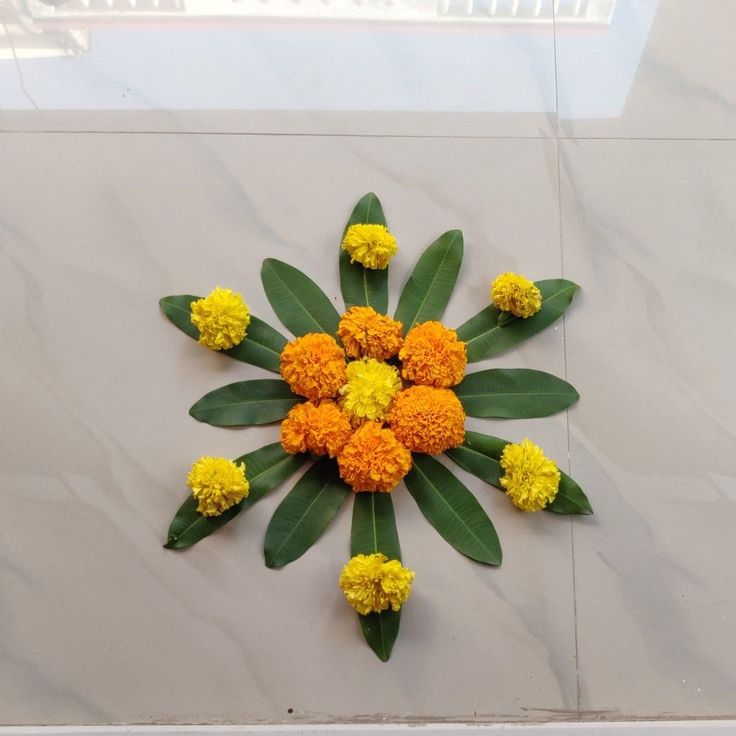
[
  {"xmin": 339, "ymin": 358, "xmax": 402, "ymax": 424},
  {"xmin": 280, "ymin": 400, "xmax": 353, "ymax": 458},
  {"xmin": 280, "ymin": 333, "xmax": 347, "ymax": 401},
  {"xmin": 500, "ymin": 438, "xmax": 560, "ymax": 512},
  {"xmin": 337, "ymin": 306, "xmax": 404, "ymax": 361},
  {"xmin": 387, "ymin": 385, "xmax": 465, "ymax": 454},
  {"xmin": 337, "ymin": 422, "xmax": 412, "ymax": 492},
  {"xmin": 342, "ymin": 224, "xmax": 397, "ymax": 270},
  {"xmin": 190, "ymin": 287, "xmax": 250, "ymax": 350},
  {"xmin": 187, "ymin": 456, "xmax": 249, "ymax": 517},
  {"xmin": 491, "ymin": 272, "xmax": 542, "ymax": 318},
  {"xmin": 399, "ymin": 321, "xmax": 467, "ymax": 388},
  {"xmin": 339, "ymin": 553, "xmax": 415, "ymax": 615}
]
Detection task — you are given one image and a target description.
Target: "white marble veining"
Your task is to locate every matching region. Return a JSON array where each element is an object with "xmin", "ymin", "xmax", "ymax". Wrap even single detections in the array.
[{"xmin": 3, "ymin": 0, "xmax": 736, "ymax": 726}]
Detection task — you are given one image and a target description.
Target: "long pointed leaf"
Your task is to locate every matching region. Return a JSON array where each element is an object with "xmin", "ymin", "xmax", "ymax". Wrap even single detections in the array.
[
  {"xmin": 405, "ymin": 455, "xmax": 501, "ymax": 565},
  {"xmin": 264, "ymin": 458, "xmax": 350, "ymax": 568},
  {"xmin": 339, "ymin": 193, "xmax": 389, "ymax": 313},
  {"xmin": 445, "ymin": 432, "xmax": 506, "ymax": 486},
  {"xmin": 261, "ymin": 259, "xmax": 340, "ymax": 337},
  {"xmin": 456, "ymin": 280, "xmax": 578, "ymax": 362},
  {"xmin": 454, "ymin": 368, "xmax": 579, "ymax": 418},
  {"xmin": 159, "ymin": 295, "xmax": 287, "ymax": 373},
  {"xmin": 446, "ymin": 431, "xmax": 593, "ymax": 515},
  {"xmin": 351, "ymin": 493, "xmax": 401, "ymax": 559},
  {"xmin": 351, "ymin": 493, "xmax": 402, "ymax": 661},
  {"xmin": 189, "ymin": 379, "xmax": 300, "ymax": 426},
  {"xmin": 358, "ymin": 610, "xmax": 401, "ymax": 663},
  {"xmin": 394, "ymin": 230, "xmax": 463, "ymax": 333},
  {"xmin": 164, "ymin": 443, "xmax": 306, "ymax": 550}
]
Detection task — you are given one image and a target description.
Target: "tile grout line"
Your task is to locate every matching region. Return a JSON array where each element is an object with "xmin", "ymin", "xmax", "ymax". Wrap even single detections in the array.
[
  {"xmin": 551, "ymin": 1, "xmax": 581, "ymax": 719},
  {"xmin": 1, "ymin": 129, "xmax": 736, "ymax": 142}
]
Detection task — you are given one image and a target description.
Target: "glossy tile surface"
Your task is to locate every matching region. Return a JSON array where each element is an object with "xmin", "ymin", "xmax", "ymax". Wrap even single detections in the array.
[
  {"xmin": 560, "ymin": 139, "xmax": 736, "ymax": 717},
  {"xmin": 0, "ymin": 133, "xmax": 576, "ymax": 724},
  {"xmin": 0, "ymin": 0, "xmax": 557, "ymax": 136},
  {"xmin": 4, "ymin": 0, "xmax": 736, "ymax": 725},
  {"xmin": 556, "ymin": 0, "xmax": 736, "ymax": 139}
]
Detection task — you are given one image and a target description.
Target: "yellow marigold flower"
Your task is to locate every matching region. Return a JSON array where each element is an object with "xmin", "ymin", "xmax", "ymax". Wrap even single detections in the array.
[
  {"xmin": 500, "ymin": 438, "xmax": 560, "ymax": 512},
  {"xmin": 399, "ymin": 321, "xmax": 467, "ymax": 388},
  {"xmin": 339, "ymin": 358, "xmax": 402, "ymax": 424},
  {"xmin": 490, "ymin": 272, "xmax": 542, "ymax": 318},
  {"xmin": 339, "ymin": 553, "xmax": 415, "ymax": 615},
  {"xmin": 337, "ymin": 422, "xmax": 412, "ymax": 492},
  {"xmin": 190, "ymin": 287, "xmax": 250, "ymax": 350},
  {"xmin": 187, "ymin": 456, "xmax": 249, "ymax": 517},
  {"xmin": 342, "ymin": 223, "xmax": 397, "ymax": 270},
  {"xmin": 280, "ymin": 400, "xmax": 353, "ymax": 458},
  {"xmin": 280, "ymin": 333, "xmax": 347, "ymax": 401},
  {"xmin": 337, "ymin": 306, "xmax": 404, "ymax": 360},
  {"xmin": 387, "ymin": 385, "xmax": 465, "ymax": 454}
]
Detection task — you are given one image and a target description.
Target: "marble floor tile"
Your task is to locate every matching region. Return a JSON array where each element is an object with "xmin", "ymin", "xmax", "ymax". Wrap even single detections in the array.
[
  {"xmin": 0, "ymin": 1, "xmax": 556, "ymax": 137},
  {"xmin": 0, "ymin": 132, "xmax": 578, "ymax": 724},
  {"xmin": 555, "ymin": 0, "xmax": 736, "ymax": 139},
  {"xmin": 560, "ymin": 139, "xmax": 736, "ymax": 717}
]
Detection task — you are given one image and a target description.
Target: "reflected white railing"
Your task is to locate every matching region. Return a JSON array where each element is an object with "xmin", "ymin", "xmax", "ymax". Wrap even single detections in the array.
[
  {"xmin": 12, "ymin": 0, "xmax": 615, "ymax": 25},
  {"xmin": 1, "ymin": 0, "xmax": 614, "ymax": 62}
]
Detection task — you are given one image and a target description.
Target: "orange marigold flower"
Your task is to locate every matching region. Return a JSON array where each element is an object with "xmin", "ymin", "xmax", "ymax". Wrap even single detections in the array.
[
  {"xmin": 399, "ymin": 321, "xmax": 467, "ymax": 388},
  {"xmin": 280, "ymin": 333, "xmax": 347, "ymax": 401},
  {"xmin": 337, "ymin": 422, "xmax": 412, "ymax": 492},
  {"xmin": 387, "ymin": 385, "xmax": 465, "ymax": 454},
  {"xmin": 337, "ymin": 306, "xmax": 404, "ymax": 361},
  {"xmin": 280, "ymin": 400, "xmax": 353, "ymax": 458}
]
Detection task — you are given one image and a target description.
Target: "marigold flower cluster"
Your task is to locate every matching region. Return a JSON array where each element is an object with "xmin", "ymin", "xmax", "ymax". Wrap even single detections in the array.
[
  {"xmin": 337, "ymin": 422, "xmax": 412, "ymax": 492},
  {"xmin": 280, "ymin": 401, "xmax": 353, "ymax": 458},
  {"xmin": 399, "ymin": 320, "xmax": 467, "ymax": 388},
  {"xmin": 190, "ymin": 287, "xmax": 250, "ymax": 351},
  {"xmin": 491, "ymin": 272, "xmax": 542, "ymax": 318},
  {"xmin": 341, "ymin": 224, "xmax": 398, "ymax": 270},
  {"xmin": 278, "ymin": 311, "xmax": 469, "ymax": 493},
  {"xmin": 499, "ymin": 438, "xmax": 560, "ymax": 512},
  {"xmin": 339, "ymin": 553, "xmax": 415, "ymax": 615},
  {"xmin": 186, "ymin": 456, "xmax": 249, "ymax": 516},
  {"xmin": 338, "ymin": 307, "xmax": 403, "ymax": 361},
  {"xmin": 387, "ymin": 385, "xmax": 466, "ymax": 454},
  {"xmin": 279, "ymin": 333, "xmax": 347, "ymax": 401},
  {"xmin": 340, "ymin": 358, "xmax": 402, "ymax": 424}
]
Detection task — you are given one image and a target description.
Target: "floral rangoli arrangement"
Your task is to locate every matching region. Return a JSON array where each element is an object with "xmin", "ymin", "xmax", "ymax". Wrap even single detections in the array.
[{"xmin": 159, "ymin": 194, "xmax": 592, "ymax": 660}]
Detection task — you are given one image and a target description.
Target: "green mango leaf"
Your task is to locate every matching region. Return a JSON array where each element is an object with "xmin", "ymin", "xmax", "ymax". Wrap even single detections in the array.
[
  {"xmin": 358, "ymin": 610, "xmax": 401, "ymax": 663},
  {"xmin": 394, "ymin": 230, "xmax": 463, "ymax": 334},
  {"xmin": 264, "ymin": 458, "xmax": 350, "ymax": 568},
  {"xmin": 339, "ymin": 193, "xmax": 389, "ymax": 314},
  {"xmin": 351, "ymin": 492, "xmax": 402, "ymax": 661},
  {"xmin": 189, "ymin": 379, "xmax": 300, "ymax": 426},
  {"xmin": 445, "ymin": 431, "xmax": 593, "ymax": 515},
  {"xmin": 456, "ymin": 279, "xmax": 578, "ymax": 362},
  {"xmin": 548, "ymin": 474, "xmax": 593, "ymax": 515},
  {"xmin": 159, "ymin": 295, "xmax": 288, "ymax": 373},
  {"xmin": 261, "ymin": 259, "xmax": 340, "ymax": 337},
  {"xmin": 404, "ymin": 455, "xmax": 501, "ymax": 565},
  {"xmin": 164, "ymin": 443, "xmax": 307, "ymax": 550},
  {"xmin": 445, "ymin": 431, "xmax": 506, "ymax": 486},
  {"xmin": 351, "ymin": 492, "xmax": 401, "ymax": 559},
  {"xmin": 454, "ymin": 368, "xmax": 579, "ymax": 418}
]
